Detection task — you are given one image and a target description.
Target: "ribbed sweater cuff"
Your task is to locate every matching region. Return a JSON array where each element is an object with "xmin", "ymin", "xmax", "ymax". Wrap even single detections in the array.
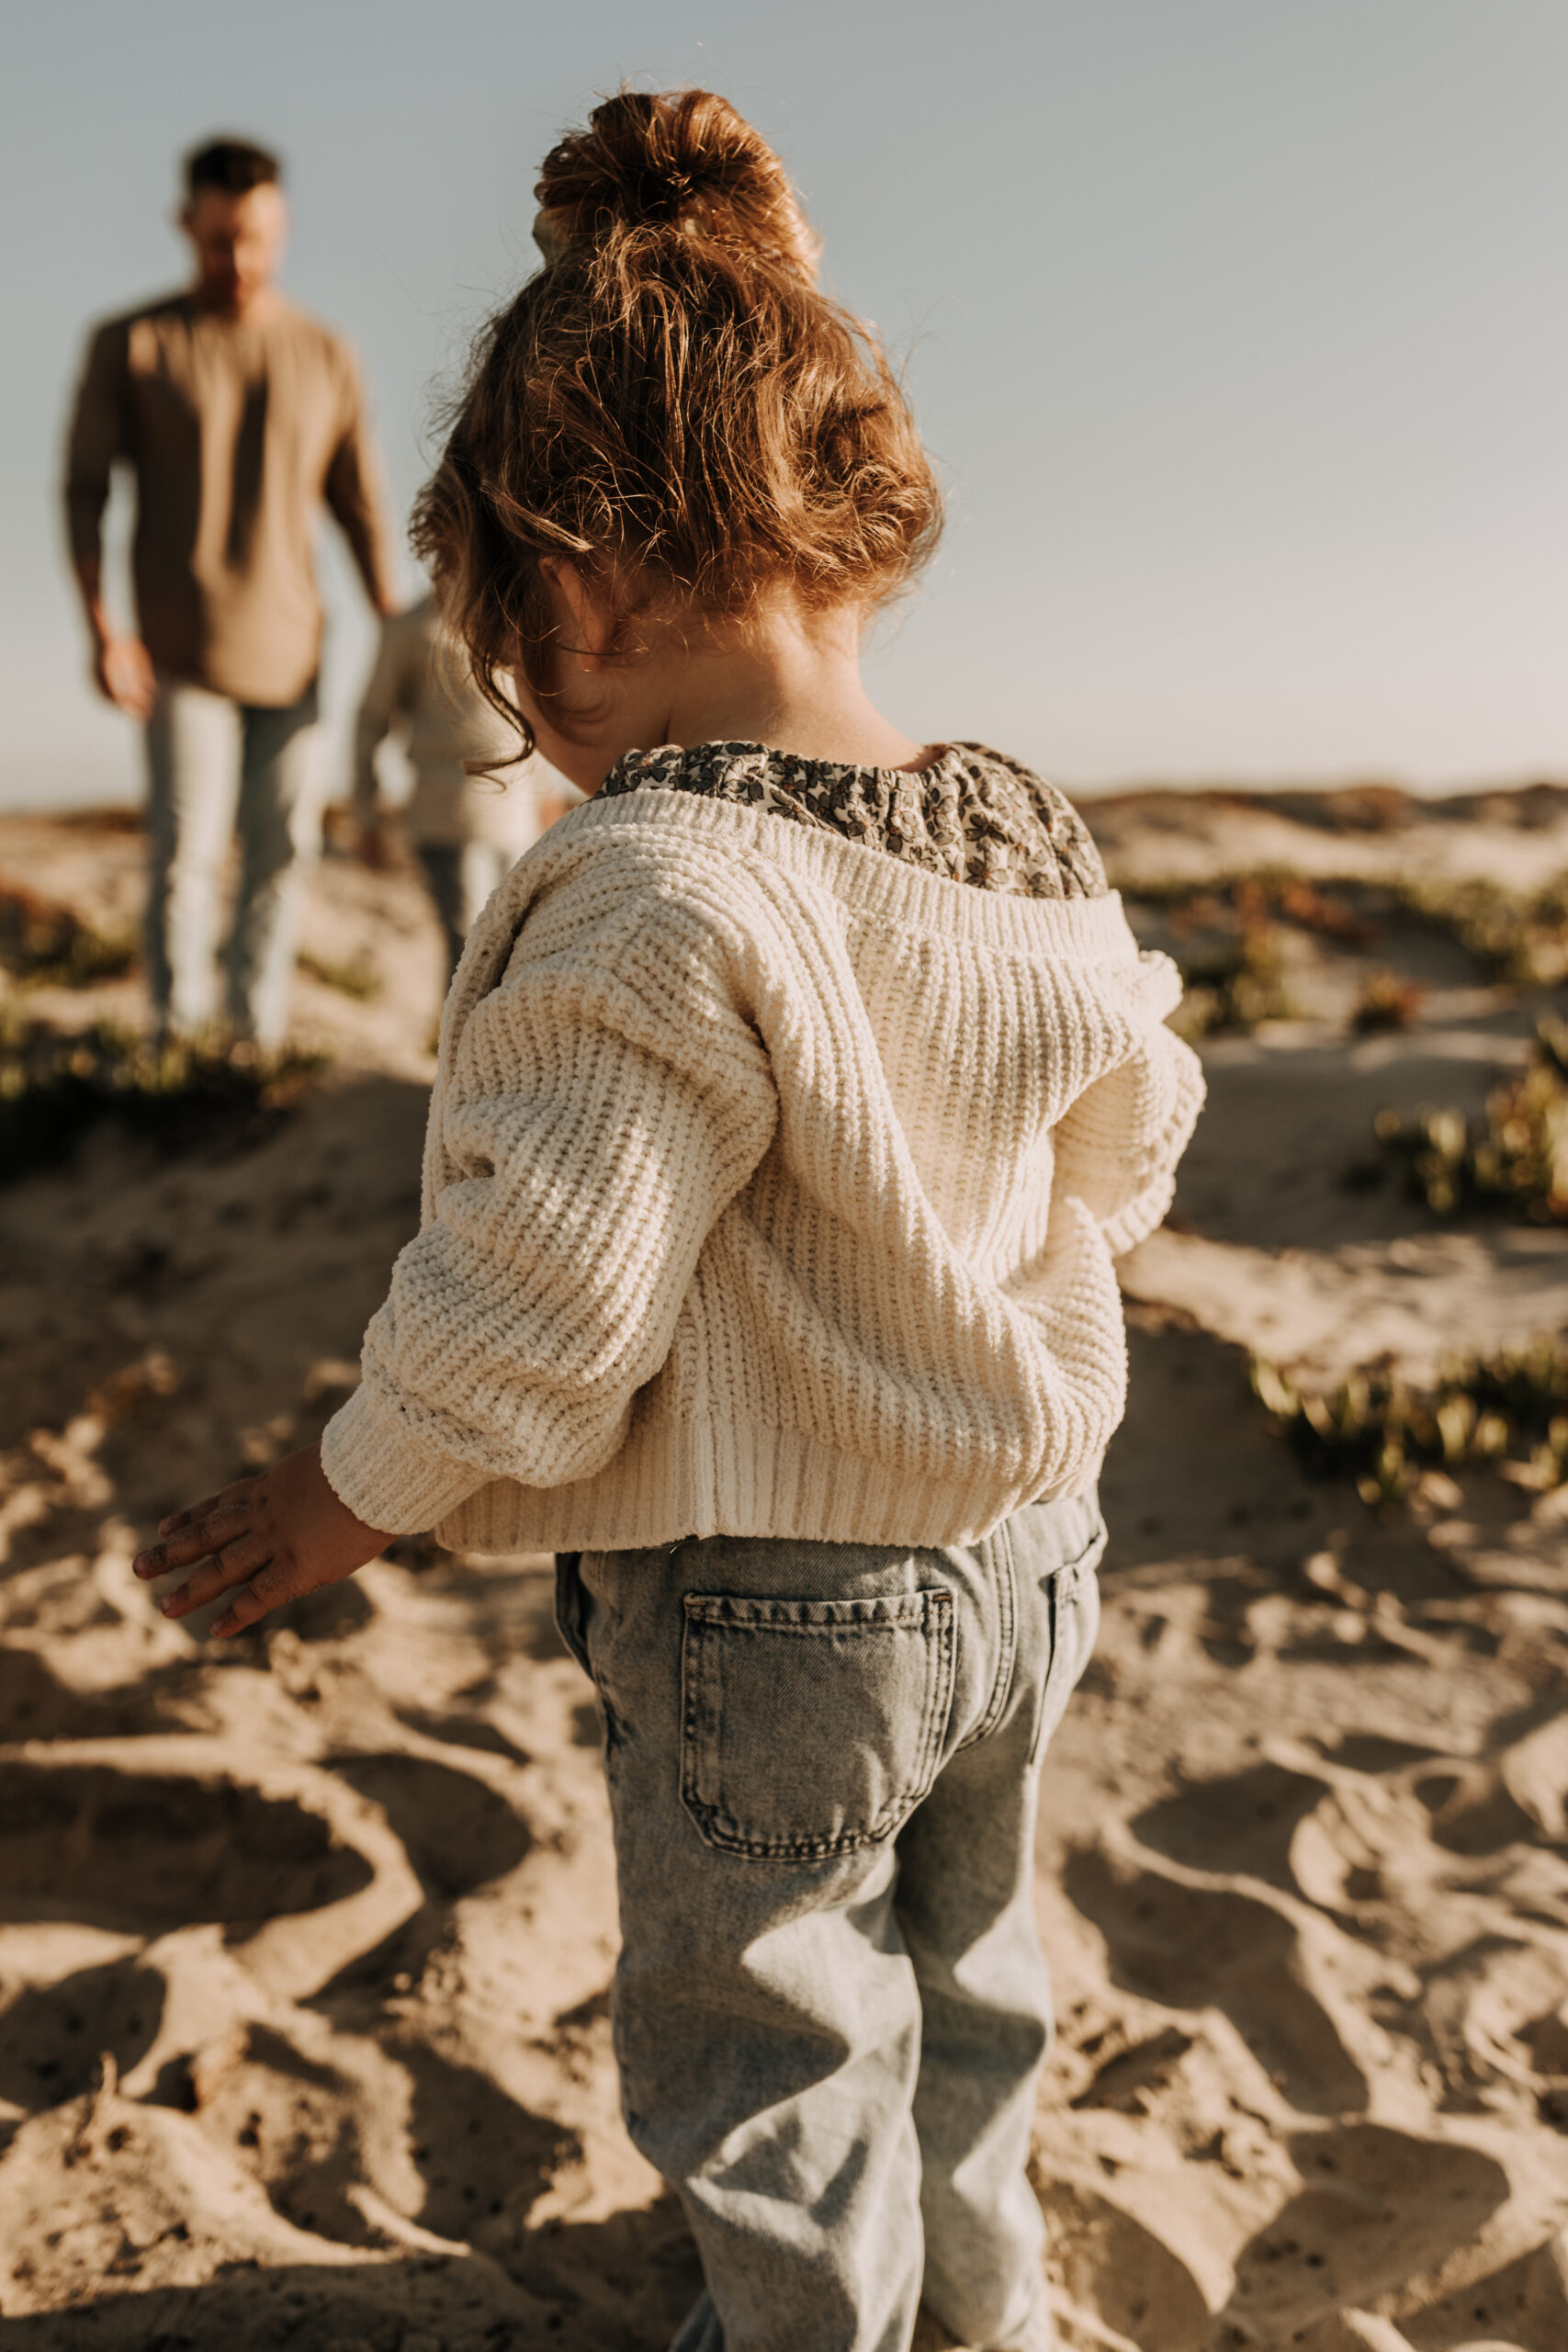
[
  {"xmin": 320, "ymin": 1380, "xmax": 489, "ymax": 1534},
  {"xmin": 1101, "ymin": 1170, "xmax": 1177, "ymax": 1260}
]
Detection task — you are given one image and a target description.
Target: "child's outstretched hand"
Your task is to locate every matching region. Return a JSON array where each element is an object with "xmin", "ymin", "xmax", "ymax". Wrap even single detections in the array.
[{"xmin": 133, "ymin": 1442, "xmax": 394, "ymax": 1638}]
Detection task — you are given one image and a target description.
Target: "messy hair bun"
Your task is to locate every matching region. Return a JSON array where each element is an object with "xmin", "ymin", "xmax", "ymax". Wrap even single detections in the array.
[
  {"xmin": 536, "ymin": 88, "xmax": 821, "ymax": 280},
  {"xmin": 415, "ymin": 90, "xmax": 940, "ymax": 759}
]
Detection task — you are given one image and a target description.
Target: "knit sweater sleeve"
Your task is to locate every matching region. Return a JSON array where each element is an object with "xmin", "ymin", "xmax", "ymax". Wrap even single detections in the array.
[
  {"xmin": 320, "ymin": 865, "xmax": 779, "ymax": 1532},
  {"xmin": 1050, "ymin": 944, "xmax": 1206, "ymax": 1258}
]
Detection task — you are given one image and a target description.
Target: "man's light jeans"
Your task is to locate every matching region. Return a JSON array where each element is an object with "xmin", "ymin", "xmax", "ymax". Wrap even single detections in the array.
[
  {"xmin": 144, "ymin": 677, "xmax": 321, "ymax": 1047},
  {"xmin": 557, "ymin": 1491, "xmax": 1105, "ymax": 2352}
]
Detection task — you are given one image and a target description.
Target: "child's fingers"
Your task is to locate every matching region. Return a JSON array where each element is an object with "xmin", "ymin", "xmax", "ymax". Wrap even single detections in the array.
[
  {"xmin": 134, "ymin": 1494, "xmax": 252, "ymax": 1579},
  {"xmin": 211, "ymin": 1555, "xmax": 319, "ymax": 1640},
  {"xmin": 158, "ymin": 1488, "xmax": 227, "ymax": 1537},
  {"xmin": 157, "ymin": 1530, "xmax": 276, "ymax": 1620}
]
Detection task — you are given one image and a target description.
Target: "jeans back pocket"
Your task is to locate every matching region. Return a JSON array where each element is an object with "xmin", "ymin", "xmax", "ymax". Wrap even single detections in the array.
[{"xmin": 681, "ymin": 1589, "xmax": 956, "ymax": 1860}]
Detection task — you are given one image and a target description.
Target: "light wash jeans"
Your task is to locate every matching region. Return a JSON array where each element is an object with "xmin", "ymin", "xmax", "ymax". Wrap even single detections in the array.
[
  {"xmin": 556, "ymin": 1491, "xmax": 1105, "ymax": 2352},
  {"xmin": 414, "ymin": 840, "xmax": 511, "ymax": 982},
  {"xmin": 144, "ymin": 676, "xmax": 321, "ymax": 1048}
]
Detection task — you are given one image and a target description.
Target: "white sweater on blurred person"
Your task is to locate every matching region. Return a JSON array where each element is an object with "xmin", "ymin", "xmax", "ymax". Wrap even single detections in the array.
[{"xmin": 352, "ymin": 594, "xmax": 566, "ymax": 854}]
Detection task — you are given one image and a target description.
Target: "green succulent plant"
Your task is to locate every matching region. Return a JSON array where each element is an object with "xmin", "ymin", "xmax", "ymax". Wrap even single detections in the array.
[
  {"xmin": 1251, "ymin": 1336, "xmax": 1568, "ymax": 1508},
  {"xmin": 1375, "ymin": 1023, "xmax": 1568, "ymax": 1224}
]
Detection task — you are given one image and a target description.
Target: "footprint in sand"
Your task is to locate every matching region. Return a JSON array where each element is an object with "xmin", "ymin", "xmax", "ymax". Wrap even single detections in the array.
[
  {"xmin": 0, "ymin": 1648, "xmax": 151, "ymax": 1742},
  {"xmin": 1221, "ymin": 2121, "xmax": 1510, "ymax": 2342},
  {"xmin": 1396, "ymin": 2220, "xmax": 1568, "ymax": 2352},
  {"xmin": 327, "ymin": 1753, "xmax": 533, "ymax": 1902},
  {"xmin": 178, "ymin": 2012, "xmax": 573, "ymax": 2259},
  {"xmin": 0, "ymin": 1951, "xmax": 164, "ymax": 2109},
  {"xmin": 1133, "ymin": 1758, "xmax": 1330, "ymax": 1895},
  {"xmin": 1063, "ymin": 1840, "xmax": 1370, "ymax": 2116},
  {"xmin": 1037, "ymin": 2176, "xmax": 1213, "ymax": 2352},
  {"xmin": 0, "ymin": 1757, "xmax": 374, "ymax": 1933},
  {"xmin": 0, "ymin": 1747, "xmax": 423, "ymax": 2016}
]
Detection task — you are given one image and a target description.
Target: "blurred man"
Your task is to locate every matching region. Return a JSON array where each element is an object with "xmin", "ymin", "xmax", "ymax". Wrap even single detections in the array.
[
  {"xmin": 353, "ymin": 594, "xmax": 579, "ymax": 981},
  {"xmin": 64, "ymin": 137, "xmax": 397, "ymax": 1048}
]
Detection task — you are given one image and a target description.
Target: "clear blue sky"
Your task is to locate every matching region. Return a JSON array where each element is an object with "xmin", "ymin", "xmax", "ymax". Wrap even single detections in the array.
[{"xmin": 4, "ymin": 0, "xmax": 1564, "ymax": 807}]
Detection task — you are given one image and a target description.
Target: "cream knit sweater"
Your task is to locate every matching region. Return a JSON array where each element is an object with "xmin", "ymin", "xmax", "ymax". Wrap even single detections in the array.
[{"xmin": 321, "ymin": 787, "xmax": 1203, "ymax": 1551}]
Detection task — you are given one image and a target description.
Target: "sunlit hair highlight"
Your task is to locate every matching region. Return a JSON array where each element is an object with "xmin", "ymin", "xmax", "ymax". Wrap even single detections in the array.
[{"xmin": 412, "ymin": 88, "xmax": 942, "ymax": 759}]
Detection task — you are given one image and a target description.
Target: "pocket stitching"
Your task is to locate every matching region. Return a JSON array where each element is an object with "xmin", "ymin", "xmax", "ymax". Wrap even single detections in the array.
[
  {"xmin": 680, "ymin": 1589, "xmax": 955, "ymax": 1861},
  {"xmin": 682, "ymin": 1593, "xmax": 945, "ymax": 1632}
]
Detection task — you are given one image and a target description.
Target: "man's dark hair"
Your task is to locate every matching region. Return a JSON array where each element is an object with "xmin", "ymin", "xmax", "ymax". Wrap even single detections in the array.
[{"xmin": 185, "ymin": 138, "xmax": 281, "ymax": 200}]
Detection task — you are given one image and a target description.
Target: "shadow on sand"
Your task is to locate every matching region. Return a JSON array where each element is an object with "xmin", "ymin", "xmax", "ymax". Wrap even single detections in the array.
[{"xmin": 0, "ymin": 2198, "xmax": 705, "ymax": 2351}]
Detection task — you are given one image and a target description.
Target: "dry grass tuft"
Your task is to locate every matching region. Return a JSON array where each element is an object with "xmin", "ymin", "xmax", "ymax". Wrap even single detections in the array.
[
  {"xmin": 0, "ymin": 1013, "xmax": 326, "ymax": 1182},
  {"xmin": 0, "ymin": 884, "xmax": 138, "ymax": 990},
  {"xmin": 1350, "ymin": 969, "xmax": 1427, "ymax": 1035},
  {"xmin": 1393, "ymin": 874, "xmax": 1568, "ymax": 988}
]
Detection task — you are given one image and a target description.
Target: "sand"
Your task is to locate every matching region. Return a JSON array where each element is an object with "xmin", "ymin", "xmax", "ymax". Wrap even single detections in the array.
[{"xmin": 3, "ymin": 790, "xmax": 1568, "ymax": 2350}]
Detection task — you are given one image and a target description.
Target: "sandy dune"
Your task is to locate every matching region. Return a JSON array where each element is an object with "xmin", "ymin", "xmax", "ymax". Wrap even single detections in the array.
[{"xmin": 4, "ymin": 790, "xmax": 1568, "ymax": 2349}]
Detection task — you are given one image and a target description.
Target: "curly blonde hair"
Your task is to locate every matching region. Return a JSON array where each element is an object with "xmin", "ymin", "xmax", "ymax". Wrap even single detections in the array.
[{"xmin": 412, "ymin": 89, "xmax": 942, "ymax": 757}]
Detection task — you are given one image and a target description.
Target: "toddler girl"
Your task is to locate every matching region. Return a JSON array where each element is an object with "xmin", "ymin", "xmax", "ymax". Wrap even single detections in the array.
[{"xmin": 137, "ymin": 88, "xmax": 1203, "ymax": 2352}]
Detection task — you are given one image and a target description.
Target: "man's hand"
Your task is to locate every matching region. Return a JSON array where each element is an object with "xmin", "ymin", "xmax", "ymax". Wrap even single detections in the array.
[
  {"xmin": 93, "ymin": 634, "xmax": 157, "ymax": 720},
  {"xmin": 133, "ymin": 1442, "xmax": 393, "ymax": 1638}
]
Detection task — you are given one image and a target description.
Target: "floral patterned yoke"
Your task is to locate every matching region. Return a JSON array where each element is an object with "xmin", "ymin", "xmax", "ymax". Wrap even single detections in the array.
[{"xmin": 598, "ymin": 739, "xmax": 1108, "ymax": 901}]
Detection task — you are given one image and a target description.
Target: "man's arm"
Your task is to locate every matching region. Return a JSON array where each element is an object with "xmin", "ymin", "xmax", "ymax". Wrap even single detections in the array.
[
  {"xmin": 323, "ymin": 346, "xmax": 399, "ymax": 618},
  {"xmin": 64, "ymin": 322, "xmax": 155, "ymax": 719}
]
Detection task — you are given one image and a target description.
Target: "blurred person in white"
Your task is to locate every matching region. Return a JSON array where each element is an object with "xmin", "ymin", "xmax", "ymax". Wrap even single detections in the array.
[
  {"xmin": 64, "ymin": 136, "xmax": 398, "ymax": 1049},
  {"xmin": 352, "ymin": 594, "xmax": 579, "ymax": 979}
]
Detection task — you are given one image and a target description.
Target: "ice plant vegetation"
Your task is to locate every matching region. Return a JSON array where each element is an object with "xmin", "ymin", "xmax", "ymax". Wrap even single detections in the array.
[
  {"xmin": 1123, "ymin": 871, "xmax": 1372, "ymax": 1038},
  {"xmin": 1393, "ymin": 874, "xmax": 1568, "ymax": 989},
  {"xmin": 1374, "ymin": 1020, "xmax": 1568, "ymax": 1224},
  {"xmin": 1251, "ymin": 1341, "xmax": 1568, "ymax": 1509}
]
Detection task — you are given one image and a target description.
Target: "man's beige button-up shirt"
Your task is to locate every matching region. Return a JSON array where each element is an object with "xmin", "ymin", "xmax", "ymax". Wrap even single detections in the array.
[{"xmin": 65, "ymin": 291, "xmax": 396, "ymax": 707}]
